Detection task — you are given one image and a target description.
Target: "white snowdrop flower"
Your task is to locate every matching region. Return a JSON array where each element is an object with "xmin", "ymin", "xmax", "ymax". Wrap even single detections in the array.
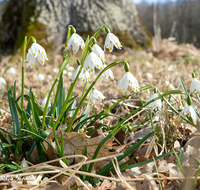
[
  {"xmin": 91, "ymin": 88, "xmax": 106, "ymax": 104},
  {"xmin": 104, "ymin": 33, "xmax": 122, "ymax": 52},
  {"xmin": 180, "ymin": 105, "xmax": 197, "ymax": 125},
  {"xmin": 67, "ymin": 66, "xmax": 75, "ymax": 71},
  {"xmin": 101, "ymin": 65, "xmax": 114, "ymax": 80},
  {"xmin": 112, "ymin": 55, "xmax": 117, "ymax": 60},
  {"xmin": 190, "ymin": 78, "xmax": 200, "ymax": 94},
  {"xmin": 26, "ymin": 43, "xmax": 48, "ymax": 68},
  {"xmin": 117, "ymin": 72, "xmax": 140, "ymax": 92},
  {"xmin": 20, "ymin": 158, "xmax": 29, "ymax": 168},
  {"xmin": 42, "ymin": 97, "xmax": 51, "ymax": 108},
  {"xmin": 0, "ymin": 77, "xmax": 7, "ymax": 89},
  {"xmin": 92, "ymin": 44, "xmax": 105, "ymax": 62},
  {"xmin": 168, "ymin": 64, "xmax": 174, "ymax": 71},
  {"xmin": 146, "ymin": 94, "xmax": 162, "ymax": 109},
  {"xmin": 47, "ymin": 74, "xmax": 52, "ymax": 80},
  {"xmin": 71, "ymin": 65, "xmax": 90, "ymax": 83},
  {"xmin": 8, "ymin": 67, "xmax": 16, "ymax": 75},
  {"xmin": 67, "ymin": 71, "xmax": 72, "ymax": 77},
  {"xmin": 146, "ymin": 72, "xmax": 153, "ymax": 79},
  {"xmin": 65, "ymin": 33, "xmax": 85, "ymax": 54},
  {"xmin": 53, "ymin": 68, "xmax": 58, "ymax": 73},
  {"xmin": 37, "ymin": 73, "xmax": 44, "ymax": 82},
  {"xmin": 84, "ymin": 52, "xmax": 103, "ymax": 73},
  {"xmin": 63, "ymin": 70, "xmax": 67, "ymax": 75}
]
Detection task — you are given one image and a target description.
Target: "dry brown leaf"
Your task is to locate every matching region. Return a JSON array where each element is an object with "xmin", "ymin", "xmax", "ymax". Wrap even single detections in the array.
[{"xmin": 169, "ymin": 166, "xmax": 184, "ymax": 177}]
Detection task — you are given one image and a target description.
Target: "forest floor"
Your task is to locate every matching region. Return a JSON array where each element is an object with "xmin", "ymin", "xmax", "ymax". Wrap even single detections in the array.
[{"xmin": 1, "ymin": 39, "xmax": 200, "ymax": 189}]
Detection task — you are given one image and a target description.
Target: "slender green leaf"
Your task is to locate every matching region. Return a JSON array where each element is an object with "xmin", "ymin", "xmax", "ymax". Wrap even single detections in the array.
[
  {"xmin": 120, "ymin": 152, "xmax": 173, "ymax": 171},
  {"xmin": 177, "ymin": 147, "xmax": 184, "ymax": 166},
  {"xmin": 69, "ymin": 100, "xmax": 76, "ymax": 117},
  {"xmin": 36, "ymin": 141, "xmax": 47, "ymax": 162},
  {"xmin": 30, "ymin": 91, "xmax": 42, "ymax": 129},
  {"xmin": 8, "ymin": 87, "xmax": 20, "ymax": 135},
  {"xmin": 11, "ymin": 96, "xmax": 36, "ymax": 133},
  {"xmin": 98, "ymin": 132, "xmax": 154, "ymax": 176},
  {"xmin": 0, "ymin": 140, "xmax": 9, "ymax": 164},
  {"xmin": 82, "ymin": 145, "xmax": 87, "ymax": 181},
  {"xmin": 179, "ymin": 75, "xmax": 188, "ymax": 94}
]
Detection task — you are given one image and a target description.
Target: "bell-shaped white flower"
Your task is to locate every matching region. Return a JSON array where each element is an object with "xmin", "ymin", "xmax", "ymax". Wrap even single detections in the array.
[
  {"xmin": 190, "ymin": 78, "xmax": 200, "ymax": 94},
  {"xmin": 67, "ymin": 66, "xmax": 75, "ymax": 71},
  {"xmin": 146, "ymin": 72, "xmax": 153, "ymax": 79},
  {"xmin": 26, "ymin": 43, "xmax": 48, "ymax": 68},
  {"xmin": 42, "ymin": 97, "xmax": 51, "ymax": 108},
  {"xmin": 8, "ymin": 67, "xmax": 16, "ymax": 75},
  {"xmin": 37, "ymin": 73, "xmax": 45, "ymax": 82},
  {"xmin": 101, "ymin": 65, "xmax": 114, "ymax": 80},
  {"xmin": 117, "ymin": 72, "xmax": 139, "ymax": 92},
  {"xmin": 65, "ymin": 33, "xmax": 85, "ymax": 54},
  {"xmin": 91, "ymin": 88, "xmax": 106, "ymax": 104},
  {"xmin": 92, "ymin": 44, "xmax": 105, "ymax": 62},
  {"xmin": 0, "ymin": 77, "xmax": 7, "ymax": 90},
  {"xmin": 104, "ymin": 33, "xmax": 122, "ymax": 52},
  {"xmin": 84, "ymin": 52, "xmax": 103, "ymax": 73},
  {"xmin": 146, "ymin": 94, "xmax": 162, "ymax": 109},
  {"xmin": 180, "ymin": 105, "xmax": 197, "ymax": 125},
  {"xmin": 71, "ymin": 65, "xmax": 90, "ymax": 83}
]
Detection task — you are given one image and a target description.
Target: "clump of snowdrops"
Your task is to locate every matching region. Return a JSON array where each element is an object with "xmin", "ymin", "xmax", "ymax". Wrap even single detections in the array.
[{"xmin": 1, "ymin": 25, "xmax": 200, "ymax": 183}]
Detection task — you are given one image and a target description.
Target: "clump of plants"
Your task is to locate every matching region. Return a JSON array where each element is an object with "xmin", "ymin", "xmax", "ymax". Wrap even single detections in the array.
[{"xmin": 0, "ymin": 25, "xmax": 200, "ymax": 188}]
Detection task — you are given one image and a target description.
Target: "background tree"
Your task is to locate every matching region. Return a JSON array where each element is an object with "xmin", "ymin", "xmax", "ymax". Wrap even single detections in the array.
[
  {"xmin": 137, "ymin": 0, "xmax": 200, "ymax": 48},
  {"xmin": 0, "ymin": 0, "xmax": 152, "ymax": 54}
]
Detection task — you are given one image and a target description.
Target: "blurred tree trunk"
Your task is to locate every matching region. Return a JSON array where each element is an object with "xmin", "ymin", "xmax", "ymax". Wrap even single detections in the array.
[{"xmin": 0, "ymin": 0, "xmax": 152, "ymax": 54}]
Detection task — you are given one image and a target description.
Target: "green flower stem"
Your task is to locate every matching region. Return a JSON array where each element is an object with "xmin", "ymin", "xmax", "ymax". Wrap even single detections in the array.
[
  {"xmin": 41, "ymin": 55, "xmax": 71, "ymax": 130},
  {"xmin": 20, "ymin": 37, "xmax": 27, "ymax": 139},
  {"xmin": 112, "ymin": 90, "xmax": 184, "ymax": 136},
  {"xmin": 149, "ymin": 110, "xmax": 155, "ymax": 131},
  {"xmin": 54, "ymin": 36, "xmax": 91, "ymax": 129},
  {"xmin": 157, "ymin": 89, "xmax": 194, "ymax": 125},
  {"xmin": 105, "ymin": 85, "xmax": 154, "ymax": 113},
  {"xmin": 172, "ymin": 148, "xmax": 185, "ymax": 177},
  {"xmin": 51, "ymin": 73, "xmax": 63, "ymax": 118},
  {"xmin": 67, "ymin": 61, "xmax": 122, "ymax": 132},
  {"xmin": 81, "ymin": 82, "xmax": 87, "ymax": 101}
]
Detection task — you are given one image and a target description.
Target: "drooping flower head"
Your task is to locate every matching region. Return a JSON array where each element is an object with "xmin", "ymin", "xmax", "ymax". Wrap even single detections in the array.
[
  {"xmin": 190, "ymin": 78, "xmax": 200, "ymax": 95},
  {"xmin": 71, "ymin": 65, "xmax": 90, "ymax": 83},
  {"xmin": 100, "ymin": 64, "xmax": 114, "ymax": 80},
  {"xmin": 92, "ymin": 44, "xmax": 105, "ymax": 62},
  {"xmin": 0, "ymin": 77, "xmax": 7, "ymax": 90},
  {"xmin": 179, "ymin": 105, "xmax": 197, "ymax": 125},
  {"xmin": 146, "ymin": 94, "xmax": 162, "ymax": 110},
  {"xmin": 117, "ymin": 72, "xmax": 140, "ymax": 92},
  {"xmin": 84, "ymin": 52, "xmax": 103, "ymax": 73},
  {"xmin": 8, "ymin": 67, "xmax": 16, "ymax": 75},
  {"xmin": 37, "ymin": 73, "xmax": 45, "ymax": 82},
  {"xmin": 91, "ymin": 88, "xmax": 106, "ymax": 104},
  {"xmin": 26, "ymin": 43, "xmax": 48, "ymax": 68},
  {"xmin": 65, "ymin": 33, "xmax": 85, "ymax": 54},
  {"xmin": 104, "ymin": 33, "xmax": 122, "ymax": 52},
  {"xmin": 42, "ymin": 96, "xmax": 51, "ymax": 108}
]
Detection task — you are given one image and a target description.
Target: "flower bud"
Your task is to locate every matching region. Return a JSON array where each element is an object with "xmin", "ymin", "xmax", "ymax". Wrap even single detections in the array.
[
  {"xmin": 88, "ymin": 46, "xmax": 93, "ymax": 53},
  {"xmin": 154, "ymin": 88, "xmax": 158, "ymax": 93},
  {"xmin": 77, "ymin": 59, "xmax": 81, "ymax": 66},
  {"xmin": 187, "ymin": 95, "xmax": 192, "ymax": 106},
  {"xmin": 105, "ymin": 26, "xmax": 110, "ymax": 34},
  {"xmin": 124, "ymin": 62, "xmax": 130, "ymax": 72},
  {"xmin": 192, "ymin": 70, "xmax": 197, "ymax": 78},
  {"xmin": 71, "ymin": 26, "xmax": 76, "ymax": 34},
  {"xmin": 30, "ymin": 36, "xmax": 37, "ymax": 43},
  {"xmin": 92, "ymin": 37, "xmax": 97, "ymax": 44}
]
